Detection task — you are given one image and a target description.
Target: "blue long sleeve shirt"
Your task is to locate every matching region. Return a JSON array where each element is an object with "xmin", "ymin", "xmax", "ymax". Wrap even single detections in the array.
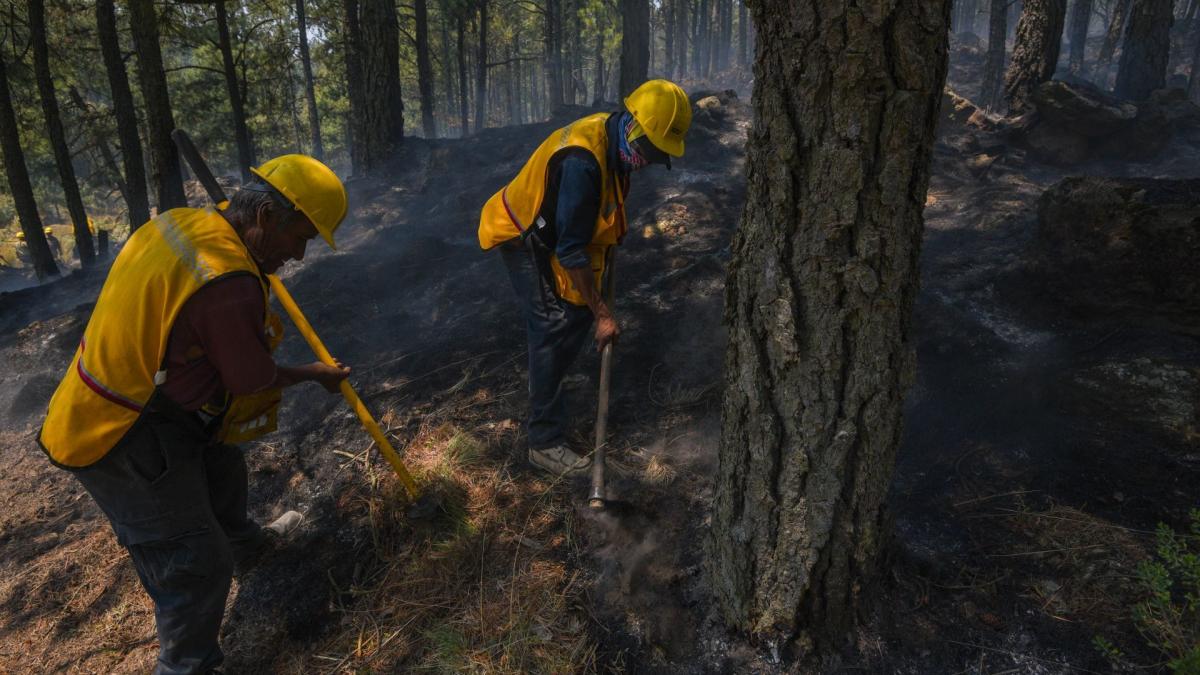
[{"xmin": 543, "ymin": 149, "xmax": 602, "ymax": 270}]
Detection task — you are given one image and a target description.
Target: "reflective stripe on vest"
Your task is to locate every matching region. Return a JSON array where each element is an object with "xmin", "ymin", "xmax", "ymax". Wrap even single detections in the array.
[
  {"xmin": 39, "ymin": 207, "xmax": 264, "ymax": 468},
  {"xmin": 478, "ymin": 113, "xmax": 628, "ymax": 306}
]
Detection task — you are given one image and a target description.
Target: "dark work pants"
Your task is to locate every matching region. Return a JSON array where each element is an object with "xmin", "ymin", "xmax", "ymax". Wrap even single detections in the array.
[
  {"xmin": 71, "ymin": 395, "xmax": 263, "ymax": 675},
  {"xmin": 499, "ymin": 238, "xmax": 594, "ymax": 449}
]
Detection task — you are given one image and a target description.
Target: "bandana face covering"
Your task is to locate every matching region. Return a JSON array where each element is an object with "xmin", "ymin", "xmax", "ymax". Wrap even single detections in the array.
[{"xmin": 617, "ymin": 113, "xmax": 651, "ymax": 173}]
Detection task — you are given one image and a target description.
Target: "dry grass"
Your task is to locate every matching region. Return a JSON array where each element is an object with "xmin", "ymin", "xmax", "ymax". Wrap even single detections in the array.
[{"xmin": 304, "ymin": 421, "xmax": 599, "ymax": 674}]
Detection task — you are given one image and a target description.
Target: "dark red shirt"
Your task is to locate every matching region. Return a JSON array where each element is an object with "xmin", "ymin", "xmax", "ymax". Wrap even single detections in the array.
[{"xmin": 159, "ymin": 274, "xmax": 277, "ymax": 410}]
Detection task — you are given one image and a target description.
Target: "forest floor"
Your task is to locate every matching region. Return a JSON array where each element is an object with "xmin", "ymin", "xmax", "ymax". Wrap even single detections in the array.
[{"xmin": 1, "ymin": 70, "xmax": 1198, "ymax": 673}]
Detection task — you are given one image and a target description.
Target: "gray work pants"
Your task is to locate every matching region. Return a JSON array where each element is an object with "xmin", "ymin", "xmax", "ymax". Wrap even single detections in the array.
[{"xmin": 70, "ymin": 393, "xmax": 263, "ymax": 675}]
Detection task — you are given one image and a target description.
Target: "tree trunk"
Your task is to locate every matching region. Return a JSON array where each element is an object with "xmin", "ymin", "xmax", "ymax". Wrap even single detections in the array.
[
  {"xmin": 1068, "ymin": 0, "xmax": 1094, "ymax": 75},
  {"xmin": 619, "ymin": 0, "xmax": 650, "ymax": 97},
  {"xmin": 217, "ymin": 0, "xmax": 256, "ymax": 181},
  {"xmin": 710, "ymin": 0, "xmax": 949, "ymax": 654},
  {"xmin": 296, "ymin": 0, "xmax": 324, "ymax": 158},
  {"xmin": 442, "ymin": 13, "xmax": 457, "ymax": 131},
  {"xmin": 1003, "ymin": 0, "xmax": 1067, "ymax": 114},
  {"xmin": 738, "ymin": 0, "xmax": 748, "ymax": 66},
  {"xmin": 1114, "ymin": 0, "xmax": 1174, "ymax": 99},
  {"xmin": 981, "ymin": 0, "xmax": 1009, "ymax": 109},
  {"xmin": 359, "ymin": 0, "xmax": 405, "ymax": 170},
  {"xmin": 0, "ymin": 53, "xmax": 59, "ymax": 279},
  {"xmin": 720, "ymin": 0, "xmax": 733, "ymax": 71},
  {"xmin": 343, "ymin": 0, "xmax": 368, "ymax": 173},
  {"xmin": 1098, "ymin": 0, "xmax": 1133, "ymax": 67},
  {"xmin": 129, "ymin": 0, "xmax": 187, "ymax": 212},
  {"xmin": 30, "ymin": 0, "xmax": 95, "ymax": 268},
  {"xmin": 665, "ymin": 0, "xmax": 677, "ymax": 77},
  {"xmin": 415, "ymin": 0, "xmax": 437, "ymax": 138},
  {"xmin": 457, "ymin": 12, "xmax": 470, "ymax": 133},
  {"xmin": 96, "ymin": 0, "xmax": 150, "ymax": 231},
  {"xmin": 1190, "ymin": 17, "xmax": 1200, "ymax": 100},
  {"xmin": 545, "ymin": 0, "xmax": 564, "ymax": 109},
  {"xmin": 676, "ymin": 0, "xmax": 689, "ymax": 76},
  {"xmin": 68, "ymin": 86, "xmax": 131, "ymax": 211},
  {"xmin": 593, "ymin": 20, "xmax": 606, "ymax": 104},
  {"xmin": 475, "ymin": 0, "xmax": 489, "ymax": 133}
]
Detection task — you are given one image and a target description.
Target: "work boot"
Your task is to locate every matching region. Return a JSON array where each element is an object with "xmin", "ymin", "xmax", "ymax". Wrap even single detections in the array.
[
  {"xmin": 528, "ymin": 444, "xmax": 591, "ymax": 477},
  {"xmin": 265, "ymin": 510, "xmax": 304, "ymax": 538},
  {"xmin": 235, "ymin": 511, "xmax": 304, "ymax": 576}
]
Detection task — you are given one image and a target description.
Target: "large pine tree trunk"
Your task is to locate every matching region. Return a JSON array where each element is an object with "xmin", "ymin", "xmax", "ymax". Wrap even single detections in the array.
[
  {"xmin": 30, "ymin": 0, "xmax": 95, "ymax": 268},
  {"xmin": 1003, "ymin": 0, "xmax": 1067, "ymax": 114},
  {"xmin": 619, "ymin": 0, "xmax": 650, "ymax": 97},
  {"xmin": 359, "ymin": 0, "xmax": 404, "ymax": 170},
  {"xmin": 1097, "ymin": 0, "xmax": 1133, "ymax": 68},
  {"xmin": 0, "ymin": 54, "xmax": 58, "ymax": 279},
  {"xmin": 709, "ymin": 0, "xmax": 949, "ymax": 654},
  {"xmin": 128, "ymin": 0, "xmax": 187, "ymax": 212},
  {"xmin": 217, "ymin": 0, "xmax": 256, "ymax": 180},
  {"xmin": 1114, "ymin": 0, "xmax": 1174, "ymax": 99},
  {"xmin": 981, "ymin": 0, "xmax": 1009, "ymax": 109},
  {"xmin": 342, "ymin": 0, "xmax": 368, "ymax": 172},
  {"xmin": 96, "ymin": 0, "xmax": 150, "ymax": 231},
  {"xmin": 415, "ymin": 0, "xmax": 437, "ymax": 138},
  {"xmin": 475, "ymin": 0, "xmax": 489, "ymax": 133},
  {"xmin": 296, "ymin": 0, "xmax": 324, "ymax": 158},
  {"xmin": 1068, "ymin": 0, "xmax": 1094, "ymax": 75}
]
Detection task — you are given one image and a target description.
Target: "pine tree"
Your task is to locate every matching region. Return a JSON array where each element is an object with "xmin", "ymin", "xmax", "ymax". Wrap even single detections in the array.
[
  {"xmin": 1114, "ymin": 0, "xmax": 1174, "ymax": 100},
  {"xmin": 296, "ymin": 0, "xmax": 325, "ymax": 158},
  {"xmin": 1003, "ymin": 0, "xmax": 1068, "ymax": 114},
  {"xmin": 216, "ymin": 0, "xmax": 256, "ymax": 180},
  {"xmin": 128, "ymin": 0, "xmax": 187, "ymax": 212}
]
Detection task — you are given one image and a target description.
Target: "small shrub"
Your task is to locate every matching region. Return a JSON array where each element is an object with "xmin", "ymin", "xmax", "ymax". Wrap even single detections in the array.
[{"xmin": 1125, "ymin": 510, "xmax": 1200, "ymax": 673}]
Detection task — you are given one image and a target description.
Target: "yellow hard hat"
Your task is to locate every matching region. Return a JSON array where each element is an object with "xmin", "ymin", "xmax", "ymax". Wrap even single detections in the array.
[
  {"xmin": 250, "ymin": 154, "xmax": 348, "ymax": 250},
  {"xmin": 624, "ymin": 79, "xmax": 692, "ymax": 158},
  {"xmin": 43, "ymin": 227, "xmax": 53, "ymax": 236},
  {"xmin": 16, "ymin": 231, "xmax": 24, "ymax": 241}
]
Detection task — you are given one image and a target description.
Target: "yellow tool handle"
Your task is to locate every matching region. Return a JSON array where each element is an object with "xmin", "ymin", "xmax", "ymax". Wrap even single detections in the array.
[{"xmin": 267, "ymin": 274, "xmax": 420, "ymax": 498}]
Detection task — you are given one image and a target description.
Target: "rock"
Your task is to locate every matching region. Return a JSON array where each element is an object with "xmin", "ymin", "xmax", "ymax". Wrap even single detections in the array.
[{"xmin": 1036, "ymin": 177, "xmax": 1200, "ymax": 318}]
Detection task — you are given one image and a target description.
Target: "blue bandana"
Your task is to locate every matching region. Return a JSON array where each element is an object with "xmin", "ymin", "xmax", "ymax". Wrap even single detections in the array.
[{"xmin": 616, "ymin": 112, "xmax": 649, "ymax": 173}]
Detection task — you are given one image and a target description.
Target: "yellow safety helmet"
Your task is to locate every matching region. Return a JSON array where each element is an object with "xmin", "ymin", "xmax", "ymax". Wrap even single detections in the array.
[
  {"xmin": 43, "ymin": 227, "xmax": 53, "ymax": 236},
  {"xmin": 624, "ymin": 79, "xmax": 692, "ymax": 158},
  {"xmin": 16, "ymin": 231, "xmax": 24, "ymax": 241},
  {"xmin": 250, "ymin": 154, "xmax": 348, "ymax": 250}
]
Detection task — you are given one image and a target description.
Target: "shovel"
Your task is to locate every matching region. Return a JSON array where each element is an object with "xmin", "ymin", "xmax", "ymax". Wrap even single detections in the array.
[{"xmin": 588, "ymin": 253, "xmax": 617, "ymax": 510}]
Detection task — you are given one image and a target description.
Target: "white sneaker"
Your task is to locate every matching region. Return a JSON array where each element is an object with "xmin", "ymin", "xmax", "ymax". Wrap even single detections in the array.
[
  {"xmin": 264, "ymin": 510, "xmax": 304, "ymax": 538},
  {"xmin": 528, "ymin": 445, "xmax": 591, "ymax": 476}
]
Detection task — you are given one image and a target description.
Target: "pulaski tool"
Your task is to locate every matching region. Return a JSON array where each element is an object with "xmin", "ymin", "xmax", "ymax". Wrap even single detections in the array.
[{"xmin": 172, "ymin": 129, "xmax": 439, "ymax": 518}]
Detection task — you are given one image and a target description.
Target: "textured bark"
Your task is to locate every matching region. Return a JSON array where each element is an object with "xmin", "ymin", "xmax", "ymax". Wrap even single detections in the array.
[
  {"xmin": 296, "ymin": 0, "xmax": 324, "ymax": 157},
  {"xmin": 475, "ymin": 0, "xmax": 489, "ymax": 133},
  {"xmin": 1114, "ymin": 0, "xmax": 1174, "ymax": 100},
  {"xmin": 217, "ymin": 0, "xmax": 256, "ymax": 180},
  {"xmin": 981, "ymin": 0, "xmax": 1009, "ymax": 110},
  {"xmin": 96, "ymin": 0, "xmax": 150, "ymax": 231},
  {"xmin": 619, "ymin": 0, "xmax": 650, "ymax": 97},
  {"xmin": 414, "ymin": 0, "xmax": 437, "ymax": 138},
  {"xmin": 709, "ymin": 0, "xmax": 949, "ymax": 653},
  {"xmin": 1004, "ymin": 0, "xmax": 1068, "ymax": 114},
  {"xmin": 342, "ymin": 0, "xmax": 367, "ymax": 172},
  {"xmin": 360, "ymin": 0, "xmax": 404, "ymax": 170},
  {"xmin": 128, "ymin": 0, "xmax": 187, "ymax": 212},
  {"xmin": 0, "ymin": 54, "xmax": 58, "ymax": 279},
  {"xmin": 1098, "ymin": 0, "xmax": 1133, "ymax": 66},
  {"xmin": 30, "ymin": 0, "xmax": 94, "ymax": 267},
  {"xmin": 1068, "ymin": 0, "xmax": 1094, "ymax": 75}
]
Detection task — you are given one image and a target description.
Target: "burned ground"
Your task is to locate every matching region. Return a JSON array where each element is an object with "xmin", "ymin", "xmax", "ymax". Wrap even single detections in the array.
[{"xmin": 0, "ymin": 77, "xmax": 1198, "ymax": 673}]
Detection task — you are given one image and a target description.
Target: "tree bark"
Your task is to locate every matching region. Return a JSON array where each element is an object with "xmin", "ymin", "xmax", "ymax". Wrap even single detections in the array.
[
  {"xmin": 457, "ymin": 12, "xmax": 470, "ymax": 133},
  {"xmin": 359, "ymin": 0, "xmax": 405, "ymax": 170},
  {"xmin": 738, "ymin": 0, "xmax": 748, "ymax": 66},
  {"xmin": 1068, "ymin": 0, "xmax": 1094, "ymax": 75},
  {"xmin": 296, "ymin": 0, "xmax": 324, "ymax": 158},
  {"xmin": 30, "ymin": 0, "xmax": 95, "ymax": 268},
  {"xmin": 415, "ymin": 0, "xmax": 437, "ymax": 138},
  {"xmin": 665, "ymin": 0, "xmax": 676, "ymax": 77},
  {"xmin": 1003, "ymin": 0, "xmax": 1067, "ymax": 114},
  {"xmin": 96, "ymin": 0, "xmax": 150, "ymax": 231},
  {"xmin": 0, "ymin": 53, "xmax": 58, "ymax": 279},
  {"xmin": 1114, "ymin": 0, "xmax": 1174, "ymax": 99},
  {"xmin": 1098, "ymin": 0, "xmax": 1133, "ymax": 67},
  {"xmin": 217, "ymin": 0, "xmax": 256, "ymax": 181},
  {"xmin": 343, "ymin": 0, "xmax": 368, "ymax": 173},
  {"xmin": 128, "ymin": 0, "xmax": 187, "ymax": 212},
  {"xmin": 981, "ymin": 0, "xmax": 1009, "ymax": 109},
  {"xmin": 619, "ymin": 0, "xmax": 650, "ymax": 97},
  {"xmin": 709, "ymin": 0, "xmax": 949, "ymax": 655},
  {"xmin": 475, "ymin": 0, "xmax": 489, "ymax": 133},
  {"xmin": 593, "ymin": 18, "xmax": 606, "ymax": 104},
  {"xmin": 676, "ymin": 0, "xmax": 690, "ymax": 76},
  {"xmin": 545, "ymin": 0, "xmax": 564, "ymax": 109}
]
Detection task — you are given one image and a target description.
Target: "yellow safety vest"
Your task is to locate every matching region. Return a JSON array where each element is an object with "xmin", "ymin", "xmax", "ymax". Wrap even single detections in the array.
[
  {"xmin": 40, "ymin": 207, "xmax": 267, "ymax": 468},
  {"xmin": 478, "ymin": 112, "xmax": 628, "ymax": 305}
]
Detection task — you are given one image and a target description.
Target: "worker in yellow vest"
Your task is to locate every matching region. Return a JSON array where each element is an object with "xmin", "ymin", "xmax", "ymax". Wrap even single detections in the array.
[
  {"xmin": 478, "ymin": 80, "xmax": 692, "ymax": 475},
  {"xmin": 39, "ymin": 154, "xmax": 351, "ymax": 675}
]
